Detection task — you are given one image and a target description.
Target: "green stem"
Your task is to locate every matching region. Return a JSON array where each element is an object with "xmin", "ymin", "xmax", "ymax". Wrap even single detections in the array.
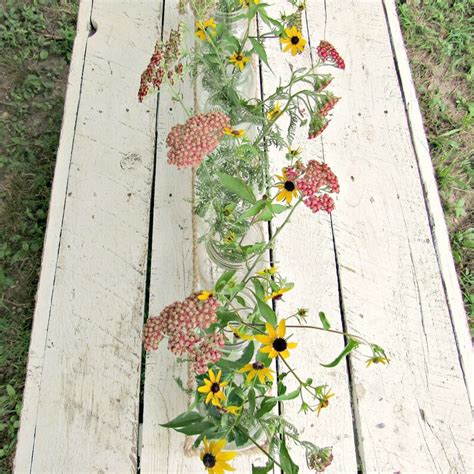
[{"xmin": 235, "ymin": 426, "xmax": 282, "ymax": 469}]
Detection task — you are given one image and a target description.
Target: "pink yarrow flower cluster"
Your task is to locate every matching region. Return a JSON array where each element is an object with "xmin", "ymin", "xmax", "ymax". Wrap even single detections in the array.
[
  {"xmin": 308, "ymin": 93, "xmax": 340, "ymax": 139},
  {"xmin": 316, "ymin": 40, "xmax": 345, "ymax": 69},
  {"xmin": 286, "ymin": 160, "xmax": 339, "ymax": 214},
  {"xmin": 166, "ymin": 111, "xmax": 230, "ymax": 168},
  {"xmin": 143, "ymin": 293, "xmax": 224, "ymax": 374}
]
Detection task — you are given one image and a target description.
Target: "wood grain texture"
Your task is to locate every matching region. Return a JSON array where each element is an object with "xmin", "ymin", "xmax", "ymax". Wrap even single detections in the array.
[
  {"xmin": 14, "ymin": 1, "xmax": 161, "ymax": 471},
  {"xmin": 258, "ymin": 1, "xmax": 358, "ymax": 471},
  {"xmin": 306, "ymin": 0, "xmax": 472, "ymax": 472},
  {"xmin": 14, "ymin": 2, "xmax": 94, "ymax": 471},
  {"xmin": 383, "ymin": 0, "xmax": 473, "ymax": 403}
]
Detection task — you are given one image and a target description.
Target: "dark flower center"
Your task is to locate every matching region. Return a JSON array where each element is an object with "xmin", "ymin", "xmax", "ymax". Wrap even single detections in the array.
[
  {"xmin": 273, "ymin": 338, "xmax": 288, "ymax": 352},
  {"xmin": 202, "ymin": 453, "xmax": 216, "ymax": 468},
  {"xmin": 291, "ymin": 36, "xmax": 300, "ymax": 45},
  {"xmin": 232, "ymin": 130, "xmax": 240, "ymax": 135},
  {"xmin": 211, "ymin": 382, "xmax": 220, "ymax": 393},
  {"xmin": 284, "ymin": 181, "xmax": 295, "ymax": 191},
  {"xmin": 252, "ymin": 361, "xmax": 265, "ymax": 370},
  {"xmin": 236, "ymin": 54, "xmax": 243, "ymax": 61}
]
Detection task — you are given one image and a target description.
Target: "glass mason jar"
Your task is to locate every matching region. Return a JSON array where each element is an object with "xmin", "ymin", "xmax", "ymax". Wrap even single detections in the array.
[{"xmin": 205, "ymin": 223, "xmax": 266, "ymax": 272}]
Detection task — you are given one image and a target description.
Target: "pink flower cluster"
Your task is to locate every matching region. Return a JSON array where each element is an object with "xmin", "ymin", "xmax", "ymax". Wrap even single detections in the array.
[
  {"xmin": 316, "ymin": 40, "xmax": 345, "ymax": 69},
  {"xmin": 166, "ymin": 112, "xmax": 230, "ymax": 168},
  {"xmin": 143, "ymin": 293, "xmax": 225, "ymax": 374},
  {"xmin": 297, "ymin": 160, "xmax": 339, "ymax": 213},
  {"xmin": 307, "ymin": 93, "xmax": 340, "ymax": 139},
  {"xmin": 285, "ymin": 160, "xmax": 339, "ymax": 214}
]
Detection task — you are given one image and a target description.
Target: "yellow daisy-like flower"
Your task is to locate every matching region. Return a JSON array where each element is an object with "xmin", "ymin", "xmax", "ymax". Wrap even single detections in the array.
[
  {"xmin": 257, "ymin": 266, "xmax": 278, "ymax": 276},
  {"xmin": 255, "ymin": 320, "xmax": 297, "ymax": 359},
  {"xmin": 223, "ymin": 231, "xmax": 236, "ymax": 244},
  {"xmin": 227, "ymin": 324, "xmax": 254, "ymax": 341},
  {"xmin": 198, "ymin": 290, "xmax": 214, "ymax": 301},
  {"xmin": 195, "ymin": 18, "xmax": 217, "ymax": 41},
  {"xmin": 366, "ymin": 355, "xmax": 390, "ymax": 367},
  {"xmin": 238, "ymin": 360, "xmax": 274, "ymax": 384},
  {"xmin": 200, "ymin": 438, "xmax": 237, "ymax": 473},
  {"xmin": 223, "ymin": 405, "xmax": 241, "ymax": 415},
  {"xmin": 224, "ymin": 127, "xmax": 246, "ymax": 138},
  {"xmin": 198, "ymin": 369, "xmax": 228, "ymax": 406},
  {"xmin": 287, "ymin": 146, "xmax": 302, "ymax": 158},
  {"xmin": 316, "ymin": 389, "xmax": 335, "ymax": 416},
  {"xmin": 280, "ymin": 26, "xmax": 307, "ymax": 56},
  {"xmin": 267, "ymin": 102, "xmax": 282, "ymax": 121},
  {"xmin": 240, "ymin": 0, "xmax": 260, "ymax": 8},
  {"xmin": 263, "ymin": 286, "xmax": 290, "ymax": 302},
  {"xmin": 228, "ymin": 52, "xmax": 250, "ymax": 71},
  {"xmin": 275, "ymin": 169, "xmax": 298, "ymax": 204}
]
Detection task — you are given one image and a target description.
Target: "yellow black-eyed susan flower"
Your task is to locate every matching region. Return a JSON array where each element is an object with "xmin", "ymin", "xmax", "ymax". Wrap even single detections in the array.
[
  {"xmin": 263, "ymin": 287, "xmax": 290, "ymax": 302},
  {"xmin": 198, "ymin": 290, "xmax": 214, "ymax": 301},
  {"xmin": 200, "ymin": 438, "xmax": 236, "ymax": 473},
  {"xmin": 255, "ymin": 320, "xmax": 297, "ymax": 359},
  {"xmin": 223, "ymin": 405, "xmax": 241, "ymax": 415},
  {"xmin": 257, "ymin": 266, "xmax": 278, "ymax": 276},
  {"xmin": 227, "ymin": 324, "xmax": 254, "ymax": 341},
  {"xmin": 280, "ymin": 26, "xmax": 307, "ymax": 56},
  {"xmin": 195, "ymin": 18, "xmax": 217, "ymax": 42},
  {"xmin": 275, "ymin": 169, "xmax": 298, "ymax": 204},
  {"xmin": 224, "ymin": 127, "xmax": 246, "ymax": 138},
  {"xmin": 238, "ymin": 360, "xmax": 274, "ymax": 384},
  {"xmin": 228, "ymin": 52, "xmax": 250, "ymax": 71},
  {"xmin": 267, "ymin": 102, "xmax": 282, "ymax": 120},
  {"xmin": 316, "ymin": 389, "xmax": 335, "ymax": 416},
  {"xmin": 366, "ymin": 355, "xmax": 390, "ymax": 367},
  {"xmin": 198, "ymin": 369, "xmax": 228, "ymax": 406}
]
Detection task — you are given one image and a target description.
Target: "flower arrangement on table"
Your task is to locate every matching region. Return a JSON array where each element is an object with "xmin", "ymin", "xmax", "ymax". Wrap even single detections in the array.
[{"xmin": 139, "ymin": 0, "xmax": 388, "ymax": 472}]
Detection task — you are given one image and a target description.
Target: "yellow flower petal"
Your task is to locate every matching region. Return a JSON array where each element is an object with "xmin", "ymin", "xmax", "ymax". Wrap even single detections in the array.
[
  {"xmin": 209, "ymin": 368, "xmax": 216, "ymax": 382},
  {"xmin": 266, "ymin": 322, "xmax": 276, "ymax": 339},
  {"xmin": 277, "ymin": 319, "xmax": 286, "ymax": 338}
]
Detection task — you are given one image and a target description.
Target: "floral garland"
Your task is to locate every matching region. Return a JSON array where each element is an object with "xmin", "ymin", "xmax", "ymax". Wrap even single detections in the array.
[{"xmin": 139, "ymin": 1, "xmax": 388, "ymax": 472}]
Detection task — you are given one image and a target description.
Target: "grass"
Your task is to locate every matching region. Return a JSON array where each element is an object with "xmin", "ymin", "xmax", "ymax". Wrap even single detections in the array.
[
  {"xmin": 397, "ymin": 0, "xmax": 474, "ymax": 328},
  {"xmin": 0, "ymin": 0, "xmax": 471, "ymax": 471},
  {"xmin": 0, "ymin": 0, "xmax": 78, "ymax": 470}
]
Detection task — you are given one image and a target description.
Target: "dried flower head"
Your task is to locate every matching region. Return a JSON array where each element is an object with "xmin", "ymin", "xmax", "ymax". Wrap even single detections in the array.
[
  {"xmin": 166, "ymin": 111, "xmax": 230, "ymax": 168},
  {"xmin": 306, "ymin": 446, "xmax": 334, "ymax": 472}
]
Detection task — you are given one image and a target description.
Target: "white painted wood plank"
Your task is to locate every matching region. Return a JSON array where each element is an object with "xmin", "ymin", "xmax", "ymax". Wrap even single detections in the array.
[
  {"xmin": 15, "ymin": 1, "xmax": 161, "ymax": 472},
  {"xmin": 258, "ymin": 2, "xmax": 358, "ymax": 471},
  {"xmin": 14, "ymin": 1, "xmax": 94, "ymax": 471},
  {"xmin": 383, "ymin": 0, "xmax": 473, "ymax": 403},
  {"xmin": 141, "ymin": 3, "xmax": 272, "ymax": 471},
  {"xmin": 305, "ymin": 1, "xmax": 472, "ymax": 472}
]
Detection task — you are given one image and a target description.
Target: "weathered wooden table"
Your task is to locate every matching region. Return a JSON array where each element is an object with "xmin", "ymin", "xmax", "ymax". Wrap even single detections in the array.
[{"xmin": 14, "ymin": 0, "xmax": 472, "ymax": 472}]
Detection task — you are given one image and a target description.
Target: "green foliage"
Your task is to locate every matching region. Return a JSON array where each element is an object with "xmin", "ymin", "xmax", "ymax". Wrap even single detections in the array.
[
  {"xmin": 397, "ymin": 0, "xmax": 473, "ymax": 327},
  {"xmin": 0, "ymin": 0, "xmax": 78, "ymax": 469}
]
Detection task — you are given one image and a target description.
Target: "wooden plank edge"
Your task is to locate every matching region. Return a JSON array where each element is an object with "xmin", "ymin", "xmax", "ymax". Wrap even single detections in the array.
[
  {"xmin": 14, "ymin": 1, "xmax": 94, "ymax": 471},
  {"xmin": 382, "ymin": 0, "xmax": 473, "ymax": 405}
]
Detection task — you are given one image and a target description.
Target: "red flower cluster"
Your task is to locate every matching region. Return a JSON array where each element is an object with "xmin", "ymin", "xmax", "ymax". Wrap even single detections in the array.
[
  {"xmin": 307, "ymin": 93, "xmax": 340, "ymax": 139},
  {"xmin": 143, "ymin": 293, "xmax": 225, "ymax": 374},
  {"xmin": 316, "ymin": 40, "xmax": 345, "ymax": 69},
  {"xmin": 138, "ymin": 28, "xmax": 183, "ymax": 102},
  {"xmin": 166, "ymin": 111, "xmax": 230, "ymax": 168},
  {"xmin": 295, "ymin": 160, "xmax": 340, "ymax": 214}
]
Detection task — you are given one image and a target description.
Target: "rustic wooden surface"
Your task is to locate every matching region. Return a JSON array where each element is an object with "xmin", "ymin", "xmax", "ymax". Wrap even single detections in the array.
[{"xmin": 15, "ymin": 0, "xmax": 472, "ymax": 473}]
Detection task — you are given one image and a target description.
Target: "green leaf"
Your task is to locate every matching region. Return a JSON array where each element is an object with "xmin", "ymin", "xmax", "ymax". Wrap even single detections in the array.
[
  {"xmin": 215, "ymin": 270, "xmax": 236, "ymax": 291},
  {"xmin": 238, "ymin": 200, "xmax": 267, "ymax": 221},
  {"xmin": 39, "ymin": 50, "xmax": 48, "ymax": 60},
  {"xmin": 248, "ymin": 388, "xmax": 256, "ymax": 416},
  {"xmin": 270, "ymin": 203, "xmax": 288, "ymax": 215},
  {"xmin": 267, "ymin": 387, "xmax": 300, "ymax": 402},
  {"xmin": 6, "ymin": 385, "xmax": 15, "ymax": 398},
  {"xmin": 160, "ymin": 411, "xmax": 202, "ymax": 429},
  {"xmin": 175, "ymin": 421, "xmax": 215, "ymax": 436},
  {"xmin": 280, "ymin": 441, "xmax": 299, "ymax": 474},
  {"xmin": 255, "ymin": 397, "xmax": 277, "ymax": 418},
  {"xmin": 252, "ymin": 460, "xmax": 274, "ymax": 473},
  {"xmin": 256, "ymin": 296, "xmax": 277, "ymax": 325},
  {"xmin": 321, "ymin": 338, "xmax": 360, "ymax": 368},
  {"xmin": 318, "ymin": 311, "xmax": 331, "ymax": 330},
  {"xmin": 217, "ymin": 342, "xmax": 255, "ymax": 370},
  {"xmin": 249, "ymin": 37, "xmax": 271, "ymax": 70},
  {"xmin": 216, "ymin": 308, "xmax": 240, "ymax": 324},
  {"xmin": 256, "ymin": 206, "xmax": 273, "ymax": 222},
  {"xmin": 216, "ymin": 172, "xmax": 256, "ymax": 204}
]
